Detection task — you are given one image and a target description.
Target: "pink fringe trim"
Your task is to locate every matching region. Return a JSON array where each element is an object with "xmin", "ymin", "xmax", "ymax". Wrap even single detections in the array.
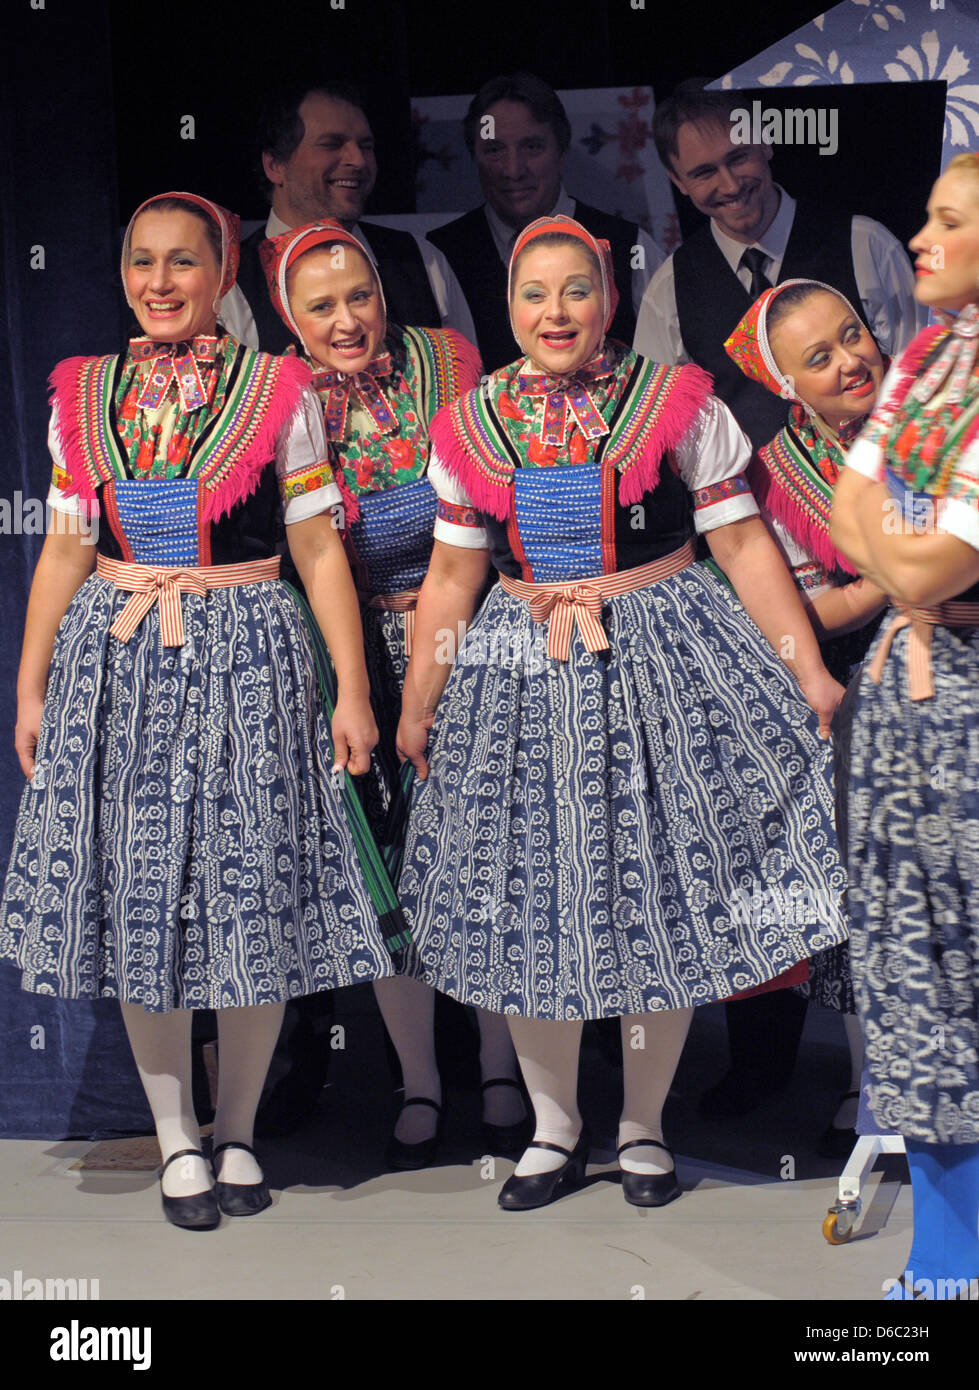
[
  {"xmin": 751, "ymin": 455, "xmax": 857, "ymax": 578},
  {"xmin": 431, "ymin": 361, "xmax": 715, "ymax": 519},
  {"xmin": 428, "ymin": 403, "xmax": 513, "ymax": 519},
  {"xmin": 48, "ymin": 357, "xmax": 105, "ymax": 507},
  {"xmin": 331, "ymin": 469, "xmax": 361, "ymax": 525},
  {"xmin": 617, "ymin": 362, "xmax": 713, "ymax": 506},
  {"xmin": 201, "ymin": 355, "xmax": 313, "ymax": 523},
  {"xmin": 440, "ymin": 328, "xmax": 484, "ymax": 395}
]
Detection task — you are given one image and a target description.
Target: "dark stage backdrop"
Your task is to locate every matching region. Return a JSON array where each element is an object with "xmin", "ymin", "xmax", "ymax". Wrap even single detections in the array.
[{"xmin": 0, "ymin": 0, "xmax": 947, "ymax": 1137}]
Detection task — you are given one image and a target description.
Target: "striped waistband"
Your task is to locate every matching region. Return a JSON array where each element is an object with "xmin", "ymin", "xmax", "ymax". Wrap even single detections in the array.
[
  {"xmin": 96, "ymin": 554, "xmax": 281, "ymax": 646},
  {"xmin": 866, "ymin": 600, "xmax": 979, "ymax": 700},
  {"xmin": 362, "ymin": 589, "xmax": 420, "ymax": 656},
  {"xmin": 498, "ymin": 539, "xmax": 696, "ymax": 661}
]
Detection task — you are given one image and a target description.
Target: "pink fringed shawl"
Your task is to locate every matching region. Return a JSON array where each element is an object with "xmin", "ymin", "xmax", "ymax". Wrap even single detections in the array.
[
  {"xmin": 48, "ymin": 345, "xmax": 314, "ymax": 521},
  {"xmin": 428, "ymin": 349, "xmax": 713, "ymax": 520}
]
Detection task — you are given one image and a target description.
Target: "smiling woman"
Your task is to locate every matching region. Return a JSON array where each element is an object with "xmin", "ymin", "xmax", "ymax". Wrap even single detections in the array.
[
  {"xmin": 126, "ymin": 205, "xmax": 224, "ymax": 343},
  {"xmin": 258, "ymin": 218, "xmax": 521, "ymax": 1172},
  {"xmin": 830, "ymin": 153, "xmax": 979, "ymax": 1300},
  {"xmin": 509, "ymin": 235, "xmax": 605, "ymax": 376},
  {"xmin": 394, "ymin": 214, "xmax": 850, "ymax": 1215},
  {"xmin": 0, "ymin": 190, "xmax": 397, "ymax": 1231}
]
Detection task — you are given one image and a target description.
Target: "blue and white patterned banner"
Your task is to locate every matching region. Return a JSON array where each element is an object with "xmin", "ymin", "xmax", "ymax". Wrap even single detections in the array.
[{"xmin": 712, "ymin": 0, "xmax": 979, "ymax": 170}]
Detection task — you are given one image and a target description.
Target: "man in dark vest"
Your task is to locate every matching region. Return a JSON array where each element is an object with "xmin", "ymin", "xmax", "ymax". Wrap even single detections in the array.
[
  {"xmin": 428, "ymin": 73, "xmax": 663, "ymax": 373},
  {"xmin": 635, "ymin": 84, "xmax": 922, "ymax": 1129},
  {"xmin": 635, "ymin": 83, "xmax": 922, "ymax": 447},
  {"xmin": 222, "ymin": 80, "xmax": 475, "ymax": 351}
]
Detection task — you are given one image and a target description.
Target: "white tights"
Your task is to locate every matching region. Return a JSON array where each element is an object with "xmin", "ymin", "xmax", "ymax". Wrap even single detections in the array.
[
  {"xmin": 508, "ymin": 1009, "xmax": 694, "ymax": 1176},
  {"xmin": 372, "ymin": 976, "xmax": 524, "ymax": 1142},
  {"xmin": 120, "ymin": 1001, "xmax": 285, "ymax": 1197}
]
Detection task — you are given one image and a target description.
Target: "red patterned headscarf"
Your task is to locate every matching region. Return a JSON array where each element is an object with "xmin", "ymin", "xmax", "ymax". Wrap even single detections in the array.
[
  {"xmin": 259, "ymin": 220, "xmax": 387, "ymax": 351},
  {"xmin": 723, "ymin": 278, "xmax": 864, "ymax": 408},
  {"xmin": 122, "ymin": 191, "xmax": 241, "ymax": 313},
  {"xmin": 507, "ymin": 214, "xmax": 619, "ymax": 352}
]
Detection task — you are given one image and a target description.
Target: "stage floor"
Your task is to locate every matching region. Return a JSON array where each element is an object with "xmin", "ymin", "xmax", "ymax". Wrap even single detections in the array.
[{"xmin": 0, "ymin": 996, "xmax": 910, "ymax": 1301}]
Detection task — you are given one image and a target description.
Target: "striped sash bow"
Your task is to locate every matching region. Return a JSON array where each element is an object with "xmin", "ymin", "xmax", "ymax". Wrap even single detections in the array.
[
  {"xmin": 866, "ymin": 600, "xmax": 979, "ymax": 700},
  {"xmin": 97, "ymin": 554, "xmax": 281, "ymax": 646},
  {"xmin": 499, "ymin": 538, "xmax": 696, "ymax": 661},
  {"xmin": 364, "ymin": 589, "xmax": 420, "ymax": 656}
]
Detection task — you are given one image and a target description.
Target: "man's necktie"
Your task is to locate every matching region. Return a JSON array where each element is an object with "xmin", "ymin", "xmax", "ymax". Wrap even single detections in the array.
[{"xmin": 739, "ymin": 247, "xmax": 772, "ymax": 299}]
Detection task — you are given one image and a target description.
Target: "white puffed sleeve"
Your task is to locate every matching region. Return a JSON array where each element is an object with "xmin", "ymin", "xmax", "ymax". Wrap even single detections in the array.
[
  {"xmin": 428, "ymin": 449, "xmax": 489, "ymax": 549},
  {"xmin": 937, "ymin": 431, "xmax": 979, "ymax": 551},
  {"xmin": 276, "ymin": 386, "xmax": 344, "ymax": 524},
  {"xmin": 672, "ymin": 395, "xmax": 760, "ymax": 533}
]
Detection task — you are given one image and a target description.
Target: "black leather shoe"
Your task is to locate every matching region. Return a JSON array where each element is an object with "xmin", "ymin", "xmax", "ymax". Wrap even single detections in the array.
[
  {"xmin": 159, "ymin": 1148, "xmax": 221, "ymax": 1231},
  {"xmin": 498, "ymin": 1131, "xmax": 589, "ymax": 1211},
  {"xmin": 211, "ymin": 1141, "xmax": 272, "ymax": 1217},
  {"xmin": 385, "ymin": 1097, "xmax": 442, "ymax": 1171},
  {"xmin": 617, "ymin": 1139, "xmax": 681, "ymax": 1207},
  {"xmin": 480, "ymin": 1077, "xmax": 531, "ymax": 1156},
  {"xmin": 817, "ymin": 1090, "xmax": 859, "ymax": 1159}
]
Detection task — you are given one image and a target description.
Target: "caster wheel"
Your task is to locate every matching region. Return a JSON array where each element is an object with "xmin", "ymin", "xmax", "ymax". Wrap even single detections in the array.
[{"xmin": 823, "ymin": 1210, "xmax": 854, "ymax": 1245}]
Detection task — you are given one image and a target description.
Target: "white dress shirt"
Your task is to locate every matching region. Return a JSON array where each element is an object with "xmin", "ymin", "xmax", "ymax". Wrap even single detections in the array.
[
  {"xmin": 633, "ymin": 187, "xmax": 926, "ymax": 364},
  {"xmin": 220, "ymin": 210, "xmax": 477, "ymax": 349},
  {"xmin": 483, "ymin": 185, "xmax": 664, "ymax": 318}
]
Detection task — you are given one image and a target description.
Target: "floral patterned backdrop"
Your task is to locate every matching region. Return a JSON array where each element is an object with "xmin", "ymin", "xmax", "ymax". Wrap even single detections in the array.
[
  {"xmin": 713, "ymin": 0, "xmax": 979, "ymax": 169},
  {"xmin": 410, "ymin": 86, "xmax": 682, "ymax": 254}
]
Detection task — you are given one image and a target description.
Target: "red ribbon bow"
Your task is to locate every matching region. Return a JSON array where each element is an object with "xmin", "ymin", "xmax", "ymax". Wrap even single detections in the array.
[
  {"xmin": 311, "ymin": 352, "xmax": 396, "ymax": 441},
  {"xmin": 132, "ymin": 336, "xmax": 219, "ymax": 413},
  {"xmin": 517, "ymin": 352, "xmax": 615, "ymax": 448}
]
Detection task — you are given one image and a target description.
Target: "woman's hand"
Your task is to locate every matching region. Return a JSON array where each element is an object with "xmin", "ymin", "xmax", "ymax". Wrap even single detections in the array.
[
  {"xmin": 331, "ymin": 693, "xmax": 378, "ymax": 776},
  {"xmin": 796, "ymin": 668, "xmax": 846, "ymax": 740},
  {"xmin": 396, "ymin": 707, "xmax": 436, "ymax": 781},
  {"xmin": 14, "ymin": 694, "xmax": 44, "ymax": 780}
]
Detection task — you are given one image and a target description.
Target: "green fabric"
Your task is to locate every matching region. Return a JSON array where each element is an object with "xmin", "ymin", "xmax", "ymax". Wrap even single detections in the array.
[{"xmin": 282, "ymin": 582, "xmax": 412, "ymax": 956}]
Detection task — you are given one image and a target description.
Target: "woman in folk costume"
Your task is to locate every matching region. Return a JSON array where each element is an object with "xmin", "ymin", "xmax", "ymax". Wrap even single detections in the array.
[
  {"xmin": 724, "ymin": 279, "xmax": 888, "ymax": 1157},
  {"xmin": 395, "ymin": 214, "xmax": 849, "ymax": 1210},
  {"xmin": 0, "ymin": 192, "xmax": 397, "ymax": 1230},
  {"xmin": 261, "ymin": 220, "xmax": 529, "ymax": 1168},
  {"xmin": 831, "ymin": 153, "xmax": 979, "ymax": 1299}
]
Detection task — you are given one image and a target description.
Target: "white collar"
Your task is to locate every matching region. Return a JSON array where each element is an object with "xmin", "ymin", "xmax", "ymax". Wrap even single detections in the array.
[
  {"xmin": 265, "ymin": 209, "xmax": 371, "ymax": 253},
  {"xmin": 710, "ymin": 185, "xmax": 796, "ymax": 274},
  {"xmin": 484, "ymin": 185, "xmax": 576, "ymax": 262}
]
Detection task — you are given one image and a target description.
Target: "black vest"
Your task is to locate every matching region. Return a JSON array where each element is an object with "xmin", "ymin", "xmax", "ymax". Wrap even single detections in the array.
[
  {"xmin": 427, "ymin": 200, "xmax": 640, "ymax": 373},
  {"xmin": 235, "ymin": 221, "xmax": 442, "ymax": 353},
  {"xmin": 673, "ymin": 200, "xmax": 863, "ymax": 448}
]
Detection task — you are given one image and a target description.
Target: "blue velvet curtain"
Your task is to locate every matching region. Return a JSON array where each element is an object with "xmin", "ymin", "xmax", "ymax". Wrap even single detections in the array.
[{"xmin": 0, "ymin": 3, "xmax": 151, "ymax": 1138}]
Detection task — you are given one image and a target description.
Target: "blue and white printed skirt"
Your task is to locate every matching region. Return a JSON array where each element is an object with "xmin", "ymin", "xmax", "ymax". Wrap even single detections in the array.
[
  {"xmin": 399, "ymin": 561, "xmax": 848, "ymax": 1020},
  {"xmin": 848, "ymin": 622, "xmax": 979, "ymax": 1143},
  {"xmin": 0, "ymin": 575, "xmax": 395, "ymax": 1012}
]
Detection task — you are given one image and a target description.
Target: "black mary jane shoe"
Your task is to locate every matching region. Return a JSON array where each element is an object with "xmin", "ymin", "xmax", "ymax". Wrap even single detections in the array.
[
  {"xmin": 480, "ymin": 1077, "xmax": 532, "ymax": 1156},
  {"xmin": 159, "ymin": 1148, "xmax": 221, "ymax": 1231},
  {"xmin": 817, "ymin": 1090, "xmax": 859, "ymax": 1160},
  {"xmin": 617, "ymin": 1139, "xmax": 682, "ymax": 1208},
  {"xmin": 385, "ymin": 1097, "xmax": 443, "ymax": 1171},
  {"xmin": 211, "ymin": 1141, "xmax": 273, "ymax": 1217},
  {"xmin": 498, "ymin": 1131, "xmax": 590, "ymax": 1211}
]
